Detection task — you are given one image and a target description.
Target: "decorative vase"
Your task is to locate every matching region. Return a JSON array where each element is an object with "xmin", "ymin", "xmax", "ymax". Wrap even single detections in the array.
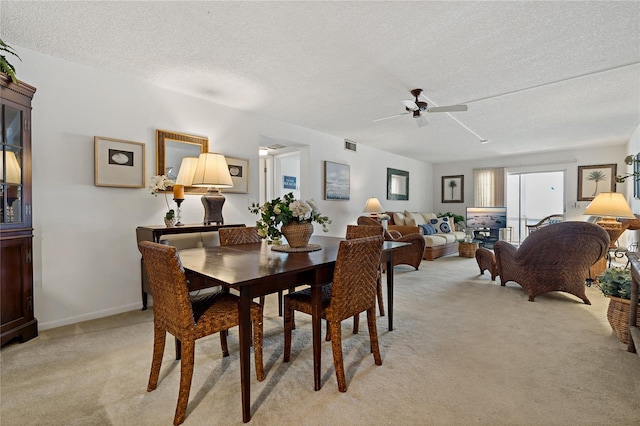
[
  {"xmin": 164, "ymin": 217, "xmax": 176, "ymax": 228},
  {"xmin": 607, "ymin": 296, "xmax": 640, "ymax": 344},
  {"xmin": 281, "ymin": 222, "xmax": 314, "ymax": 248}
]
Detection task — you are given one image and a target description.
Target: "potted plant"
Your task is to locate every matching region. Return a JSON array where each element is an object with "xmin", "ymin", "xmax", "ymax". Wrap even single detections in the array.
[
  {"xmin": 149, "ymin": 175, "xmax": 176, "ymax": 226},
  {"xmin": 0, "ymin": 38, "xmax": 21, "ymax": 83},
  {"xmin": 248, "ymin": 192, "xmax": 331, "ymax": 245},
  {"xmin": 596, "ymin": 267, "xmax": 640, "ymax": 344}
]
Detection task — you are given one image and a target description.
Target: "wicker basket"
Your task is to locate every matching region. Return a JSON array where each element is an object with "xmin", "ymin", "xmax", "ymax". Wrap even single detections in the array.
[
  {"xmin": 607, "ymin": 296, "xmax": 640, "ymax": 344},
  {"xmin": 281, "ymin": 222, "xmax": 314, "ymax": 248},
  {"xmin": 458, "ymin": 242, "xmax": 478, "ymax": 258}
]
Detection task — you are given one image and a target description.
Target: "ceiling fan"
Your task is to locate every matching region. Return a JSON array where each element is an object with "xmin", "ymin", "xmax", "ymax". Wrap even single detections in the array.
[{"xmin": 373, "ymin": 88, "xmax": 468, "ymax": 127}]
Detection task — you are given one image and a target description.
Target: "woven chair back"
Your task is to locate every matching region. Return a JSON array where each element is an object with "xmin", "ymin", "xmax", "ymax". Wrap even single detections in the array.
[
  {"xmin": 356, "ymin": 216, "xmax": 395, "ymax": 240},
  {"xmin": 138, "ymin": 241, "xmax": 195, "ymax": 335},
  {"xmin": 219, "ymin": 226, "xmax": 261, "ymax": 246},
  {"xmin": 325, "ymin": 235, "xmax": 383, "ymax": 321},
  {"xmin": 345, "ymin": 224, "xmax": 384, "ymax": 240},
  {"xmin": 516, "ymin": 221, "xmax": 609, "ymax": 267}
]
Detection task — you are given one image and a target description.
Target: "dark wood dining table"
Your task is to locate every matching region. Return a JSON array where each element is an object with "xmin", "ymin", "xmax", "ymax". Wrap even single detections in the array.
[{"xmin": 178, "ymin": 235, "xmax": 407, "ymax": 422}]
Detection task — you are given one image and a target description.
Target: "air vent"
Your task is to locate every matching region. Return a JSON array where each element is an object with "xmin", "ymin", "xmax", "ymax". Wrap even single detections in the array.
[{"xmin": 344, "ymin": 139, "xmax": 357, "ymax": 152}]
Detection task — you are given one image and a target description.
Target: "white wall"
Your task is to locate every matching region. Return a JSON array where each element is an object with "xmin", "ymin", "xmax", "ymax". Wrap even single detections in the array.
[
  {"xmin": 433, "ymin": 145, "xmax": 630, "ymax": 221},
  {"xmin": 14, "ymin": 46, "xmax": 432, "ymax": 329}
]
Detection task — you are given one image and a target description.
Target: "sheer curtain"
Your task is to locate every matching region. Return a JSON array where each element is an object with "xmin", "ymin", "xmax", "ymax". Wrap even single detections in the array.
[{"xmin": 474, "ymin": 167, "xmax": 505, "ymax": 207}]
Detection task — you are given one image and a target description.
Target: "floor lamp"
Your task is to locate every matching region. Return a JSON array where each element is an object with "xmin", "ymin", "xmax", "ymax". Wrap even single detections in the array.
[{"xmin": 191, "ymin": 153, "xmax": 234, "ymax": 225}]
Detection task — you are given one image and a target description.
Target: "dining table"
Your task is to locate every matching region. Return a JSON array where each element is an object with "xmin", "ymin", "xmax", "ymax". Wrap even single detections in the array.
[{"xmin": 178, "ymin": 235, "xmax": 408, "ymax": 422}]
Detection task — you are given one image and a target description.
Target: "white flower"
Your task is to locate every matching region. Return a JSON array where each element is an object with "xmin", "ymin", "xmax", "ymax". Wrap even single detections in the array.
[
  {"xmin": 149, "ymin": 175, "xmax": 175, "ymax": 195},
  {"xmin": 290, "ymin": 200, "xmax": 312, "ymax": 221}
]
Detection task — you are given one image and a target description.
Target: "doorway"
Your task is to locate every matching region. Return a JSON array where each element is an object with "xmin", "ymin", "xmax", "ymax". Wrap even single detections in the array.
[
  {"xmin": 506, "ymin": 171, "xmax": 565, "ymax": 243},
  {"xmin": 258, "ymin": 143, "xmax": 308, "ymax": 204}
]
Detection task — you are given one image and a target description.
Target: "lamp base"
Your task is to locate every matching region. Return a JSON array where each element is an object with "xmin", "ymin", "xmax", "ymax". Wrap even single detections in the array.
[
  {"xmin": 201, "ymin": 188, "xmax": 225, "ymax": 225},
  {"xmin": 174, "ymin": 198, "xmax": 184, "ymax": 226},
  {"xmin": 596, "ymin": 217, "xmax": 624, "ymax": 248}
]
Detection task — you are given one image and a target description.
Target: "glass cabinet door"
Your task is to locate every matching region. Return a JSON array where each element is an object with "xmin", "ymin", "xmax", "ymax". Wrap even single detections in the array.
[{"xmin": 1, "ymin": 105, "xmax": 23, "ymax": 225}]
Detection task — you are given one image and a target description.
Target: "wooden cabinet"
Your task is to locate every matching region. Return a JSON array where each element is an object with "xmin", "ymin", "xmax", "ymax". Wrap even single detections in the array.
[{"xmin": 1, "ymin": 75, "xmax": 37, "ymax": 347}]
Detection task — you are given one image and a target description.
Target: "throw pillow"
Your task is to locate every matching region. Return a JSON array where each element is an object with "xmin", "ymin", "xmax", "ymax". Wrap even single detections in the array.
[
  {"xmin": 404, "ymin": 211, "xmax": 427, "ymax": 226},
  {"xmin": 429, "ymin": 217, "xmax": 452, "ymax": 234},
  {"xmin": 419, "ymin": 224, "xmax": 437, "ymax": 235},
  {"xmin": 392, "ymin": 212, "xmax": 406, "ymax": 226},
  {"xmin": 420, "ymin": 212, "xmax": 437, "ymax": 222}
]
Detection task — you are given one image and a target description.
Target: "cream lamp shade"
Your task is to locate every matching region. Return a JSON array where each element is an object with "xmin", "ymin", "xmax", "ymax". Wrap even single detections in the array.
[
  {"xmin": 584, "ymin": 192, "xmax": 635, "ymax": 247},
  {"xmin": 191, "ymin": 153, "xmax": 233, "ymax": 225},
  {"xmin": 175, "ymin": 157, "xmax": 199, "ymax": 186},
  {"xmin": 1, "ymin": 151, "xmax": 21, "ymax": 184},
  {"xmin": 171, "ymin": 156, "xmax": 199, "ymax": 201},
  {"xmin": 191, "ymin": 153, "xmax": 233, "ymax": 188},
  {"xmin": 363, "ymin": 197, "xmax": 383, "ymax": 215}
]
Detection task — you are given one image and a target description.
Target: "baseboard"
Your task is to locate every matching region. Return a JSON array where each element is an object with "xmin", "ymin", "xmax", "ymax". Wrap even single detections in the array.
[{"xmin": 39, "ymin": 302, "xmax": 142, "ymax": 331}]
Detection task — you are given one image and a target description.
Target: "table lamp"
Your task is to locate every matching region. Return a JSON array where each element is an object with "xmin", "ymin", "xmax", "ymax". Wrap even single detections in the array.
[
  {"xmin": 1, "ymin": 151, "xmax": 21, "ymax": 222},
  {"xmin": 363, "ymin": 197, "xmax": 383, "ymax": 217},
  {"xmin": 584, "ymin": 192, "xmax": 635, "ymax": 247},
  {"xmin": 191, "ymin": 152, "xmax": 234, "ymax": 225},
  {"xmin": 172, "ymin": 157, "xmax": 199, "ymax": 226}
]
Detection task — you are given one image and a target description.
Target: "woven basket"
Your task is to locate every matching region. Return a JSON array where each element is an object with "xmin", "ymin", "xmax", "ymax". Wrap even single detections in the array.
[
  {"xmin": 281, "ymin": 222, "xmax": 314, "ymax": 248},
  {"xmin": 459, "ymin": 242, "xmax": 478, "ymax": 258},
  {"xmin": 606, "ymin": 296, "xmax": 640, "ymax": 344}
]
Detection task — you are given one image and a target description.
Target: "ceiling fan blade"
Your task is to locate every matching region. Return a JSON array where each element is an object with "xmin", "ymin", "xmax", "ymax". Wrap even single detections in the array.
[
  {"xmin": 427, "ymin": 105, "xmax": 468, "ymax": 113},
  {"xmin": 372, "ymin": 112, "xmax": 410, "ymax": 123},
  {"xmin": 415, "ymin": 114, "xmax": 429, "ymax": 127},
  {"xmin": 402, "ymin": 100, "xmax": 419, "ymax": 111}
]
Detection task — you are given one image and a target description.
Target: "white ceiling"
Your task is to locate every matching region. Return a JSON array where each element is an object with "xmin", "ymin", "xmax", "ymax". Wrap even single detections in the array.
[{"xmin": 2, "ymin": 1, "xmax": 639, "ymax": 163}]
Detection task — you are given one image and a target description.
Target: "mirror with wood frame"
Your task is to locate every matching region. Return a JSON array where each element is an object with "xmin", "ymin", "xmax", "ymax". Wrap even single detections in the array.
[{"xmin": 156, "ymin": 130, "xmax": 208, "ymax": 194}]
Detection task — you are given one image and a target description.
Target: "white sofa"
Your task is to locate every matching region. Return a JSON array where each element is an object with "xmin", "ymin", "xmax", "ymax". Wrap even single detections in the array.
[{"xmin": 387, "ymin": 211, "xmax": 466, "ymax": 260}]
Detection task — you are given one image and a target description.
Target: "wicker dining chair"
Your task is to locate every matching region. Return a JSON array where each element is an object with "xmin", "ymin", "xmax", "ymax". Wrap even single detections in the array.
[
  {"xmin": 357, "ymin": 216, "xmax": 425, "ymax": 270},
  {"xmin": 138, "ymin": 241, "xmax": 265, "ymax": 426},
  {"xmin": 219, "ymin": 226, "xmax": 297, "ymax": 314},
  {"xmin": 283, "ymin": 235, "xmax": 384, "ymax": 392},
  {"xmin": 346, "ymin": 225, "xmax": 385, "ymax": 334}
]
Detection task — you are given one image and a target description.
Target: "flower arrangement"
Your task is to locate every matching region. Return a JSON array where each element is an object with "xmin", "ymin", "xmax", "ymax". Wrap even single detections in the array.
[
  {"xmin": 378, "ymin": 213, "xmax": 390, "ymax": 221},
  {"xmin": 149, "ymin": 175, "xmax": 175, "ymax": 218},
  {"xmin": 249, "ymin": 192, "xmax": 331, "ymax": 244}
]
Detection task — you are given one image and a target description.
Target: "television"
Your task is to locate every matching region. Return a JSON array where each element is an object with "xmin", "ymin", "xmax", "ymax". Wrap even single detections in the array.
[{"xmin": 466, "ymin": 207, "xmax": 507, "ymax": 229}]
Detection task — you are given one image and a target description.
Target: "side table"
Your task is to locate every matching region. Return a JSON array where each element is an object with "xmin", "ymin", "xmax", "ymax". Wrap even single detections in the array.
[{"xmin": 459, "ymin": 241, "xmax": 478, "ymax": 258}]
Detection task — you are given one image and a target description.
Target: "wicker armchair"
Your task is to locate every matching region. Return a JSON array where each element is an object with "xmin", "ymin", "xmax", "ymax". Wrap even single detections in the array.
[
  {"xmin": 494, "ymin": 221, "xmax": 609, "ymax": 304},
  {"xmin": 283, "ymin": 235, "xmax": 384, "ymax": 392},
  {"xmin": 138, "ymin": 241, "xmax": 264, "ymax": 425},
  {"xmin": 357, "ymin": 216, "xmax": 425, "ymax": 270},
  {"xmin": 526, "ymin": 214, "xmax": 564, "ymax": 236}
]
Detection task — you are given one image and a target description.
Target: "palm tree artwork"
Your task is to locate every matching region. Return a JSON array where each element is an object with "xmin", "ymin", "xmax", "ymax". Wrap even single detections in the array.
[
  {"xmin": 448, "ymin": 179, "xmax": 457, "ymax": 199},
  {"xmin": 587, "ymin": 170, "xmax": 608, "ymax": 196}
]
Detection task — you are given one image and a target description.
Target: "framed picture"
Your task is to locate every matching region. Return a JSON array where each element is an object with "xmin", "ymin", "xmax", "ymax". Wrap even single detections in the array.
[
  {"xmin": 94, "ymin": 136, "xmax": 145, "ymax": 188},
  {"xmin": 387, "ymin": 168, "xmax": 409, "ymax": 200},
  {"xmin": 577, "ymin": 164, "xmax": 617, "ymax": 201},
  {"xmin": 224, "ymin": 157, "xmax": 249, "ymax": 193},
  {"xmin": 324, "ymin": 161, "xmax": 350, "ymax": 200},
  {"xmin": 442, "ymin": 175, "xmax": 464, "ymax": 203}
]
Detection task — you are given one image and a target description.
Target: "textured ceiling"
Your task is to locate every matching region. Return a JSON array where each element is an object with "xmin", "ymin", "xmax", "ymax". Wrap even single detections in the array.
[{"xmin": 2, "ymin": 1, "xmax": 639, "ymax": 163}]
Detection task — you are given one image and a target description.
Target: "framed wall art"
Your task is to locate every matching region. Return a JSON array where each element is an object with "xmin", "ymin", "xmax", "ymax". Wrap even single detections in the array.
[
  {"xmin": 577, "ymin": 163, "xmax": 617, "ymax": 201},
  {"xmin": 224, "ymin": 157, "xmax": 249, "ymax": 193},
  {"xmin": 324, "ymin": 161, "xmax": 350, "ymax": 200},
  {"xmin": 387, "ymin": 168, "xmax": 409, "ymax": 200},
  {"xmin": 442, "ymin": 175, "xmax": 464, "ymax": 203},
  {"xmin": 94, "ymin": 136, "xmax": 145, "ymax": 188},
  {"xmin": 634, "ymin": 154, "xmax": 640, "ymax": 199}
]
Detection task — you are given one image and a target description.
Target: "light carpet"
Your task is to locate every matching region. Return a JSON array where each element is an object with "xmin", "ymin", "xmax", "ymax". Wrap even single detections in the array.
[{"xmin": 1, "ymin": 255, "xmax": 639, "ymax": 425}]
